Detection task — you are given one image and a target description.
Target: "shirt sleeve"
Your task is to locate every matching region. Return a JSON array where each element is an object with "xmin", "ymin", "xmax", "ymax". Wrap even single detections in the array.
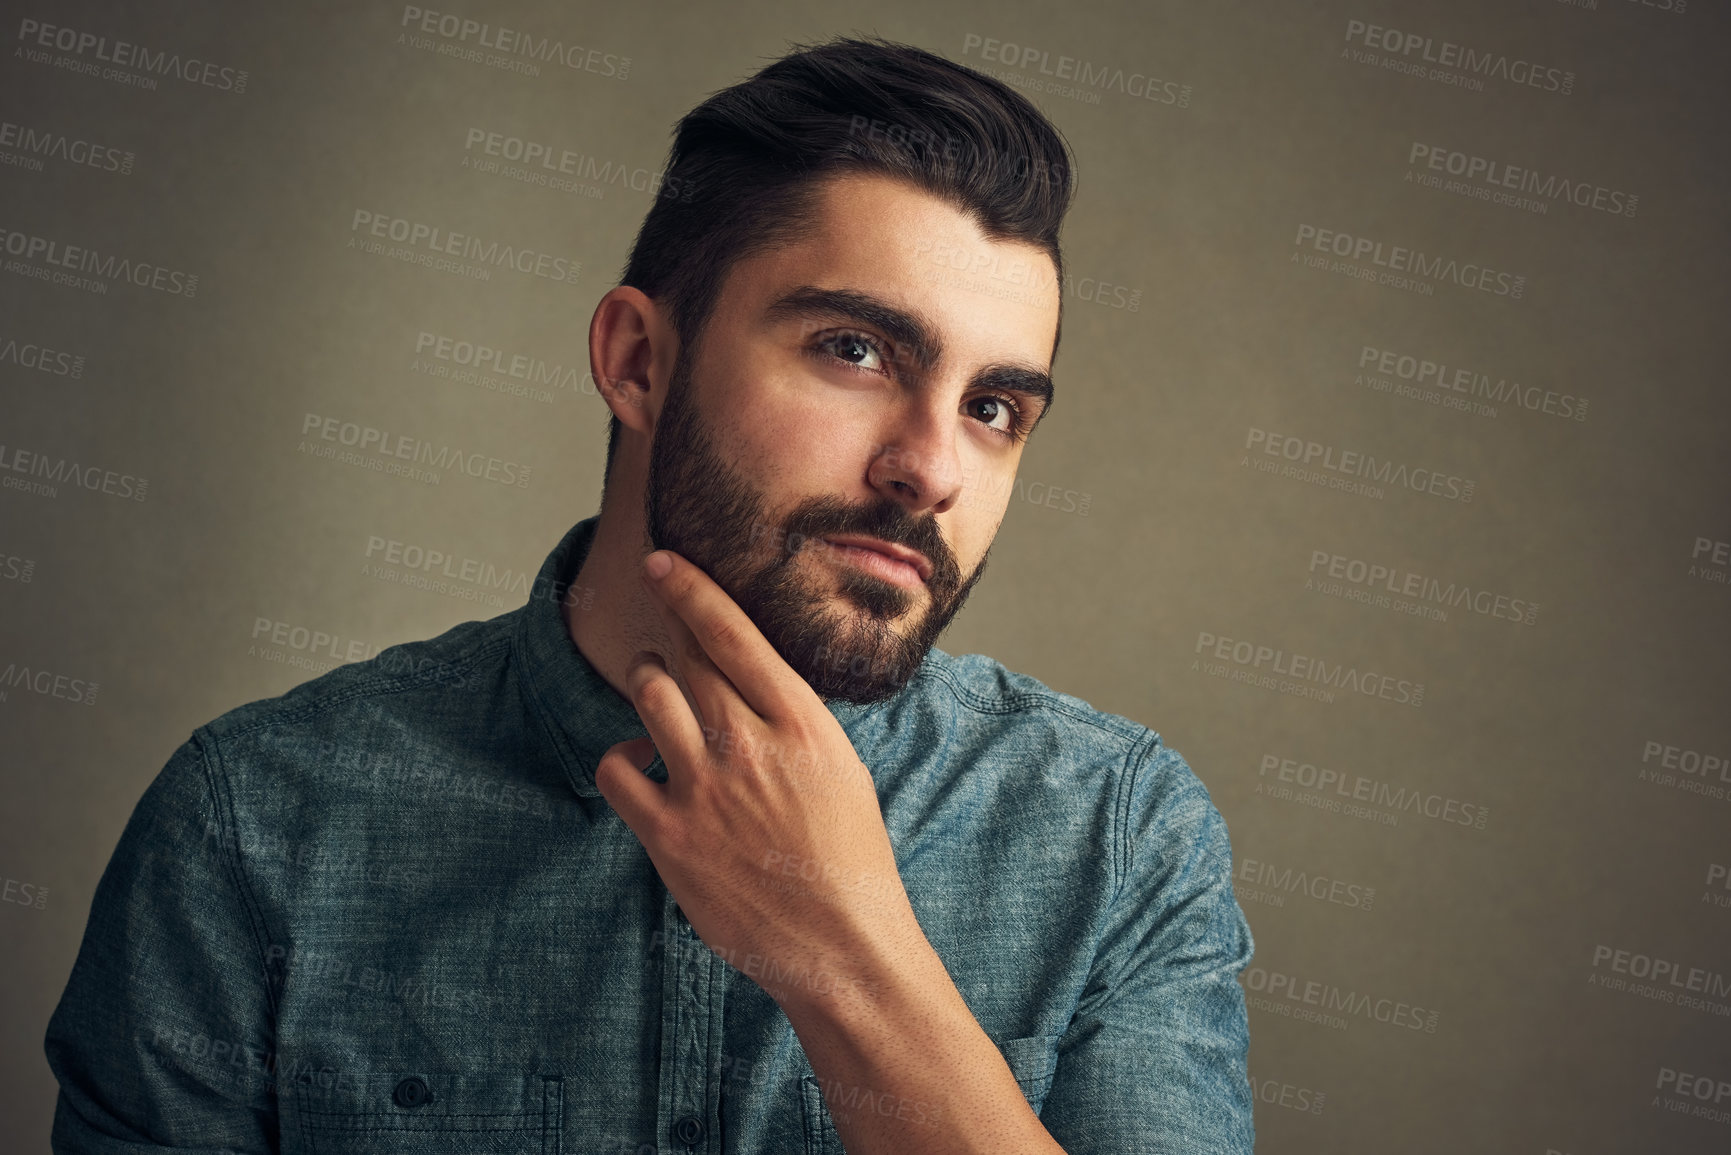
[
  {"xmin": 43, "ymin": 732, "xmax": 281, "ymax": 1153},
  {"xmin": 1038, "ymin": 735, "xmax": 1256, "ymax": 1154}
]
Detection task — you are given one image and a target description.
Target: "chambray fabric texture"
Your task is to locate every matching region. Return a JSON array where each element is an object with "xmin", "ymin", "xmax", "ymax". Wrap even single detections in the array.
[{"xmin": 44, "ymin": 515, "xmax": 1255, "ymax": 1154}]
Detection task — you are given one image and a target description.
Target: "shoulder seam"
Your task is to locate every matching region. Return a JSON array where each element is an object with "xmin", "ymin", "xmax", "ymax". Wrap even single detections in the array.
[
  {"xmin": 192, "ymin": 728, "xmax": 284, "ymax": 1020},
  {"xmin": 1113, "ymin": 729, "xmax": 1167, "ymax": 903},
  {"xmin": 919, "ymin": 658, "xmax": 1148, "ymax": 747},
  {"xmin": 212, "ymin": 631, "xmax": 512, "ymax": 742}
]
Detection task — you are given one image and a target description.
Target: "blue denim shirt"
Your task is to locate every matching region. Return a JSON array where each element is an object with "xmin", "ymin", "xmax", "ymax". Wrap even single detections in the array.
[{"xmin": 44, "ymin": 515, "xmax": 1254, "ymax": 1153}]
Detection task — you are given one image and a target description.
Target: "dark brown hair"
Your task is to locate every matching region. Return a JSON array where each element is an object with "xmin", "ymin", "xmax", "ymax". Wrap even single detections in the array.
[{"xmin": 605, "ymin": 34, "xmax": 1076, "ymax": 488}]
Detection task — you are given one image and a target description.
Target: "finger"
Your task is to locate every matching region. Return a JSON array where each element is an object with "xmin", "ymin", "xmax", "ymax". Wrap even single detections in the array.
[
  {"xmin": 641, "ymin": 572, "xmax": 737, "ymax": 734},
  {"xmin": 593, "ymin": 736, "xmax": 665, "ymax": 842},
  {"xmin": 640, "ymin": 549, "xmax": 807, "ymax": 723},
  {"xmin": 624, "ymin": 649, "xmax": 710, "ymax": 788}
]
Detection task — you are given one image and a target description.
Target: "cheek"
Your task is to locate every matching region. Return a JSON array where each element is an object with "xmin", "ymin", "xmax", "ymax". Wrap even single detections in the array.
[
  {"xmin": 729, "ymin": 388, "xmax": 883, "ymax": 485},
  {"xmin": 959, "ymin": 457, "xmax": 1010, "ymax": 510},
  {"xmin": 953, "ymin": 469, "xmax": 1011, "ymax": 548}
]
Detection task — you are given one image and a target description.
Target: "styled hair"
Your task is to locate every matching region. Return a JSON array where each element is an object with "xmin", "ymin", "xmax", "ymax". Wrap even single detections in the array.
[{"xmin": 603, "ymin": 35, "xmax": 1076, "ymax": 489}]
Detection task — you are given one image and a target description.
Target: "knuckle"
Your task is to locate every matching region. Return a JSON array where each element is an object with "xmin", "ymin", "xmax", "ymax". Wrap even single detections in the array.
[
  {"xmin": 706, "ymin": 618, "xmax": 745, "ymax": 654},
  {"xmin": 632, "ymin": 672, "xmax": 679, "ymax": 711},
  {"xmin": 681, "ymin": 638, "xmax": 714, "ymax": 669}
]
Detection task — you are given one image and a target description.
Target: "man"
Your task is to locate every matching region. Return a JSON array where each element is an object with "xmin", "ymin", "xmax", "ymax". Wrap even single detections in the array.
[{"xmin": 45, "ymin": 35, "xmax": 1254, "ymax": 1154}]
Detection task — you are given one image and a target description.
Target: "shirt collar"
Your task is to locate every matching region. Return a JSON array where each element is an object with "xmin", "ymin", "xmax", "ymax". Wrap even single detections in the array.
[{"xmin": 515, "ymin": 515, "xmax": 885, "ymax": 799}]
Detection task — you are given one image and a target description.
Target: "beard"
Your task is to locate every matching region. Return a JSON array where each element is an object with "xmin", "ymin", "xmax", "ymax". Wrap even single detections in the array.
[{"xmin": 643, "ymin": 342, "xmax": 989, "ymax": 705}]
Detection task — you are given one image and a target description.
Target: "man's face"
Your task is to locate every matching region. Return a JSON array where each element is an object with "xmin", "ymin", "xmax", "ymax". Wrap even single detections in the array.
[{"xmin": 643, "ymin": 172, "xmax": 1060, "ymax": 704}]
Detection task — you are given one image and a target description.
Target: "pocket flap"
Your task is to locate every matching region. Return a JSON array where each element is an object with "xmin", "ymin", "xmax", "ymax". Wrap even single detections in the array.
[{"xmin": 288, "ymin": 1070, "xmax": 562, "ymax": 1152}]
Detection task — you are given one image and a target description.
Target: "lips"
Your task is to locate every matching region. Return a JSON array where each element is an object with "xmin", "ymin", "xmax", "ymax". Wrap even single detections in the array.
[{"xmin": 818, "ymin": 535, "xmax": 933, "ymax": 583}]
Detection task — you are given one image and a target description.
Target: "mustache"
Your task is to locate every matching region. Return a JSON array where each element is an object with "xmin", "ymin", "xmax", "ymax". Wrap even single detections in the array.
[{"xmin": 775, "ymin": 496, "xmax": 962, "ymax": 589}]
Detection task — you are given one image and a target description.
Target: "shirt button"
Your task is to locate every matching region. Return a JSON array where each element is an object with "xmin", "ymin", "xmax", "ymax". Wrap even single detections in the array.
[
  {"xmin": 392, "ymin": 1076, "xmax": 433, "ymax": 1108},
  {"xmin": 673, "ymin": 1113, "xmax": 706, "ymax": 1145}
]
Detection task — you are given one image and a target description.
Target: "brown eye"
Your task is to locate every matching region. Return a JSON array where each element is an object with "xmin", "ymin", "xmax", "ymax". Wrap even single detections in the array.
[
  {"xmin": 819, "ymin": 331, "xmax": 887, "ymax": 373},
  {"xmin": 967, "ymin": 394, "xmax": 1023, "ymax": 439}
]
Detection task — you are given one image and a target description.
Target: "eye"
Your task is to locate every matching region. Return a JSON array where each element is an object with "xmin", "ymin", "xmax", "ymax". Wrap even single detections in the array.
[
  {"xmin": 808, "ymin": 329, "xmax": 1034, "ymax": 444},
  {"xmin": 813, "ymin": 330, "xmax": 888, "ymax": 375},
  {"xmin": 966, "ymin": 394, "xmax": 1032, "ymax": 443}
]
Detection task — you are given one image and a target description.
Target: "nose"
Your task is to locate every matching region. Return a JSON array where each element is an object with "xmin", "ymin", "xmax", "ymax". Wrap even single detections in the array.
[{"xmin": 867, "ymin": 401, "xmax": 964, "ymax": 516}]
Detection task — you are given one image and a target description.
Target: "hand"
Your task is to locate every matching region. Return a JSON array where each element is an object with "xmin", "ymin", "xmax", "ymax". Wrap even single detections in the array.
[{"xmin": 594, "ymin": 549, "xmax": 924, "ymax": 1011}]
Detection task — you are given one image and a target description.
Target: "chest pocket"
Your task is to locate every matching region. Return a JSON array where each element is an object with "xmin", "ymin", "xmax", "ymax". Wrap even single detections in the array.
[
  {"xmin": 800, "ymin": 1034, "xmax": 1058, "ymax": 1154},
  {"xmin": 284, "ymin": 1071, "xmax": 563, "ymax": 1154}
]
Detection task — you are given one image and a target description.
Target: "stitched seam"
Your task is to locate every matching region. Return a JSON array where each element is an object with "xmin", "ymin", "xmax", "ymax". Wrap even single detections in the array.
[
  {"xmin": 214, "ymin": 633, "xmax": 511, "ymax": 743},
  {"xmin": 921, "ymin": 661, "xmax": 1148, "ymax": 747},
  {"xmin": 195, "ymin": 729, "xmax": 286, "ymax": 1031},
  {"xmin": 544, "ymin": 1074, "xmax": 564, "ymax": 1154},
  {"xmin": 513, "ymin": 610, "xmax": 593, "ymax": 793},
  {"xmin": 300, "ymin": 1119, "xmax": 541, "ymax": 1132},
  {"xmin": 1113, "ymin": 729, "xmax": 1163, "ymax": 904},
  {"xmin": 302, "ymin": 1116, "xmax": 538, "ymax": 1124}
]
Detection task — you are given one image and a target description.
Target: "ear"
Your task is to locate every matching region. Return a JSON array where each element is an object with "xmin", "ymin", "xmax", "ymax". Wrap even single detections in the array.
[{"xmin": 589, "ymin": 285, "xmax": 675, "ymax": 437}]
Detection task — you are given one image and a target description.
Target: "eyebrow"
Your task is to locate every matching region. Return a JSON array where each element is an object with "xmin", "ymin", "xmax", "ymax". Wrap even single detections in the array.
[{"xmin": 761, "ymin": 285, "xmax": 1055, "ymax": 422}]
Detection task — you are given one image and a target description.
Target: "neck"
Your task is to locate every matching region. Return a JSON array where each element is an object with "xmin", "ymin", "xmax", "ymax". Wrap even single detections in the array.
[{"xmin": 564, "ymin": 489, "xmax": 672, "ymax": 703}]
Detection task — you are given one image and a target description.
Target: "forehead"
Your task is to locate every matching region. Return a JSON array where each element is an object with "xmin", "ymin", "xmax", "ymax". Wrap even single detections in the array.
[{"xmin": 720, "ymin": 171, "xmax": 1060, "ymax": 367}]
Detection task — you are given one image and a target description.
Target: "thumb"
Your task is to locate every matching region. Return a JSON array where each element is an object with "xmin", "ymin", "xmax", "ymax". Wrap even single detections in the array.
[{"xmin": 594, "ymin": 736, "xmax": 664, "ymax": 839}]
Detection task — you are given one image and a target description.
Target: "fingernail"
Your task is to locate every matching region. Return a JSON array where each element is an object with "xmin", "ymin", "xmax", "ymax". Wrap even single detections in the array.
[{"xmin": 643, "ymin": 551, "xmax": 673, "ymax": 580}]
